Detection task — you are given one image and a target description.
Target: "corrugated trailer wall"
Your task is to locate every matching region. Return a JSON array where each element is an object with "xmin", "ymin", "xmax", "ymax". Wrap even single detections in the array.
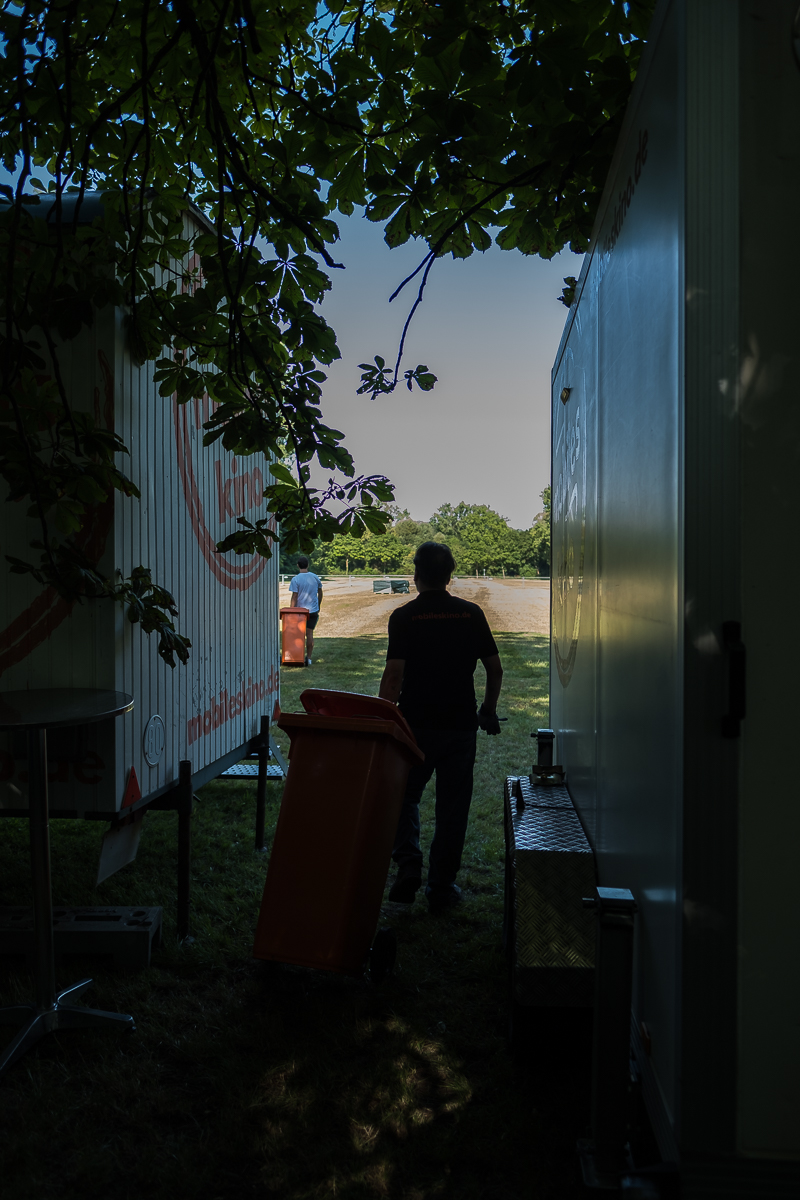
[
  {"xmin": 0, "ymin": 205, "xmax": 280, "ymax": 817},
  {"xmin": 113, "ymin": 210, "xmax": 279, "ymax": 808}
]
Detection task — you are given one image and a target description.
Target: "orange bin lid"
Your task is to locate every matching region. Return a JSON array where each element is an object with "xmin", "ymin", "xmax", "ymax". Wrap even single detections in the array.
[
  {"xmin": 277, "ymin": 711, "xmax": 423, "ymax": 762},
  {"xmin": 300, "ymin": 689, "xmax": 415, "ymax": 738},
  {"xmin": 280, "ymin": 607, "xmax": 309, "ymax": 615}
]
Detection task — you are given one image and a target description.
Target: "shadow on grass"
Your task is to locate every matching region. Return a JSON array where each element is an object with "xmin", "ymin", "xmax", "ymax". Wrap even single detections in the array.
[
  {"xmin": 0, "ymin": 928, "xmax": 590, "ymax": 1199},
  {"xmin": 0, "ymin": 635, "xmax": 591, "ymax": 1199}
]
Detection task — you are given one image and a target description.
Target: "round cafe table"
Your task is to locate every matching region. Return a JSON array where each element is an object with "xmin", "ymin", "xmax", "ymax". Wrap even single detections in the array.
[{"xmin": 0, "ymin": 689, "xmax": 135, "ymax": 1076}]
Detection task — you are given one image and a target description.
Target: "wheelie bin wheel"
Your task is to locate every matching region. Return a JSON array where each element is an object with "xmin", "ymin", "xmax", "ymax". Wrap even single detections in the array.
[{"xmin": 368, "ymin": 928, "xmax": 397, "ymax": 983}]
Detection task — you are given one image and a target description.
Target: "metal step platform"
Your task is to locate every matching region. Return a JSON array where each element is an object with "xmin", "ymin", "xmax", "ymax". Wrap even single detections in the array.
[
  {"xmin": 504, "ymin": 775, "xmax": 596, "ymax": 1009},
  {"xmin": 219, "ymin": 760, "xmax": 283, "ymax": 779},
  {"xmin": 0, "ymin": 905, "xmax": 163, "ymax": 970}
]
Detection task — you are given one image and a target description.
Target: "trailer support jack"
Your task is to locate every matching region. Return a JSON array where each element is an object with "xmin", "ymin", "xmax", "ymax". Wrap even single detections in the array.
[{"xmin": 579, "ymin": 886, "xmax": 637, "ymax": 1189}]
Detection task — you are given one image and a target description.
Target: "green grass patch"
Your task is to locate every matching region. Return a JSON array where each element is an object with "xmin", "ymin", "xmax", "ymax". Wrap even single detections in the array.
[{"xmin": 0, "ymin": 635, "xmax": 589, "ymax": 1199}]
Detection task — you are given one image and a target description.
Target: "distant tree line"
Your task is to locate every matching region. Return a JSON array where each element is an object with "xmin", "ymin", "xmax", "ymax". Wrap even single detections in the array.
[{"xmin": 281, "ymin": 490, "xmax": 551, "ymax": 579}]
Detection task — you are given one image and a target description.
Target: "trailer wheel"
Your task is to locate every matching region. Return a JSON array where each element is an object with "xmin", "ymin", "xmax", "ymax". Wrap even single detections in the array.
[{"xmin": 369, "ymin": 928, "xmax": 397, "ymax": 983}]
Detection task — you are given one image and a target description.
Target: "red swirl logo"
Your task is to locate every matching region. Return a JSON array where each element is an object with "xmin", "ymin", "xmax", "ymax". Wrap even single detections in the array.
[
  {"xmin": 0, "ymin": 352, "xmax": 115, "ymax": 676},
  {"xmin": 173, "ymin": 393, "xmax": 270, "ymax": 592}
]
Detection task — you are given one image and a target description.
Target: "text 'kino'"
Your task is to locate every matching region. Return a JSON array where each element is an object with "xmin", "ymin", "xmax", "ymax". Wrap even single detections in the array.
[{"xmin": 215, "ymin": 456, "xmax": 267, "ymax": 523}]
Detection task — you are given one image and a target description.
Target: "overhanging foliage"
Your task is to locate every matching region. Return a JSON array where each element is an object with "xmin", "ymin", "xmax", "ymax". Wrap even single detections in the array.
[{"xmin": 0, "ymin": 0, "xmax": 655, "ymax": 664}]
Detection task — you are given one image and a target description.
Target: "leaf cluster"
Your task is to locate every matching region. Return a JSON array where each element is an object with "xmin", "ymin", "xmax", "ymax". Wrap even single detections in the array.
[{"xmin": 0, "ymin": 0, "xmax": 653, "ymax": 663}]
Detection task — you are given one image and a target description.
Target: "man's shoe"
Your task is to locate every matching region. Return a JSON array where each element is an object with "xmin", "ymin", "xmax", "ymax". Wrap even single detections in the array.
[
  {"xmin": 388, "ymin": 872, "xmax": 421, "ymax": 903},
  {"xmin": 425, "ymin": 884, "xmax": 462, "ymax": 915},
  {"xmin": 305, "ymin": 657, "xmax": 312, "ymax": 666}
]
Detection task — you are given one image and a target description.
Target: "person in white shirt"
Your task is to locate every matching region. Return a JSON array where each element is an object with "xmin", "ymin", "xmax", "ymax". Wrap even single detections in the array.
[{"xmin": 288, "ymin": 557, "xmax": 323, "ymax": 666}]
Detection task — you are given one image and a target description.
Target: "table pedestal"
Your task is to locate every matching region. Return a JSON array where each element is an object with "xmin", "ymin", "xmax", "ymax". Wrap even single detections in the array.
[{"xmin": 0, "ymin": 728, "xmax": 134, "ymax": 1076}]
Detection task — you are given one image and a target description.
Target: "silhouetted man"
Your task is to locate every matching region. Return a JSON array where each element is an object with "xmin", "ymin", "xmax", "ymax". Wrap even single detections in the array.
[{"xmin": 379, "ymin": 542, "xmax": 503, "ymax": 914}]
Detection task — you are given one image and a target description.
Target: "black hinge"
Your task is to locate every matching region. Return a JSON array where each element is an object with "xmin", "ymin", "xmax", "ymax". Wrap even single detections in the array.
[{"xmin": 721, "ymin": 620, "xmax": 746, "ymax": 739}]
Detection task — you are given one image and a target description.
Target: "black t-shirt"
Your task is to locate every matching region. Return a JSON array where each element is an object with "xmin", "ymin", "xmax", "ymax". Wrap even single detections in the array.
[{"xmin": 386, "ymin": 589, "xmax": 499, "ymax": 730}]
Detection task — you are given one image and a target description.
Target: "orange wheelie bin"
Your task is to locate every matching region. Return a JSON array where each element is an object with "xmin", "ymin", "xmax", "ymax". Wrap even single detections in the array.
[
  {"xmin": 253, "ymin": 690, "xmax": 424, "ymax": 978},
  {"xmin": 280, "ymin": 606, "xmax": 308, "ymax": 665}
]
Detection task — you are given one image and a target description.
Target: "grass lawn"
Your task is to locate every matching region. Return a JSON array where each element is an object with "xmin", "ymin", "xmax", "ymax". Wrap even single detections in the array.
[{"xmin": 0, "ymin": 634, "xmax": 591, "ymax": 1199}]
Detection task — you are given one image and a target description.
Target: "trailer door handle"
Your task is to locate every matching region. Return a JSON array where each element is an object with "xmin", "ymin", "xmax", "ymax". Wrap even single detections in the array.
[{"xmin": 721, "ymin": 620, "xmax": 746, "ymax": 739}]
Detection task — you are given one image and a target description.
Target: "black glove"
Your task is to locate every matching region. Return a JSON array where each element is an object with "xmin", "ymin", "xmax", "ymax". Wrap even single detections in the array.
[{"xmin": 478, "ymin": 705, "xmax": 501, "ymax": 735}]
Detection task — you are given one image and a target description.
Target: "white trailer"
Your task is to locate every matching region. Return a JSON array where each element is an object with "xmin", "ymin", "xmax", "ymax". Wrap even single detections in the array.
[
  {"xmin": 550, "ymin": 1, "xmax": 799, "ymax": 1192},
  {"xmin": 0, "ymin": 202, "xmax": 280, "ymax": 865}
]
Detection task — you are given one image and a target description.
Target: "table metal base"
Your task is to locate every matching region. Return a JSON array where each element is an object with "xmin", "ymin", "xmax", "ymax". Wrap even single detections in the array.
[
  {"xmin": 0, "ymin": 978, "xmax": 135, "ymax": 1075},
  {"xmin": 0, "ymin": 694, "xmax": 137, "ymax": 1079}
]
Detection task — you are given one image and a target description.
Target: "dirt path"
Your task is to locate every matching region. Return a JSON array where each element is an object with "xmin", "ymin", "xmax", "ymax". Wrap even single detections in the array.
[{"xmin": 279, "ymin": 576, "xmax": 550, "ymax": 636}]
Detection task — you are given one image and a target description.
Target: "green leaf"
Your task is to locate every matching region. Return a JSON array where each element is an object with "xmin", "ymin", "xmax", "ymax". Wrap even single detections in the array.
[
  {"xmin": 328, "ymin": 151, "xmax": 367, "ymax": 206},
  {"xmin": 366, "ymin": 193, "xmax": 407, "ymax": 222},
  {"xmin": 269, "ymin": 463, "xmax": 297, "ymax": 485}
]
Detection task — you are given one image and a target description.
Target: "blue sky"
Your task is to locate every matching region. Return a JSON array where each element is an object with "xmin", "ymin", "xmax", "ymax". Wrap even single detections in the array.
[
  {"xmin": 315, "ymin": 212, "xmax": 583, "ymax": 529},
  {"xmin": 3, "ymin": 158, "xmax": 582, "ymax": 531}
]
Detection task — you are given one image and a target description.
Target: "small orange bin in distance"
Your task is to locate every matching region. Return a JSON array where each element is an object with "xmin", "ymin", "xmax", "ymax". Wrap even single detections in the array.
[
  {"xmin": 253, "ymin": 690, "xmax": 424, "ymax": 975},
  {"xmin": 280, "ymin": 607, "xmax": 308, "ymax": 665}
]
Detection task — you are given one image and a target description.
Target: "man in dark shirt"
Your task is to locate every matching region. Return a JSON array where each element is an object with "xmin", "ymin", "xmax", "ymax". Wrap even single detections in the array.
[{"xmin": 379, "ymin": 542, "xmax": 503, "ymax": 913}]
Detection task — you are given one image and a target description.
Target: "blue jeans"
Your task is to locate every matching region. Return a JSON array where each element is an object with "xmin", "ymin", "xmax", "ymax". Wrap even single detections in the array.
[{"xmin": 392, "ymin": 727, "xmax": 478, "ymax": 888}]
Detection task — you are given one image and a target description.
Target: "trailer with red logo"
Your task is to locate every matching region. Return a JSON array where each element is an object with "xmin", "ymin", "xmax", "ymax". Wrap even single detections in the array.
[{"xmin": 0, "ymin": 199, "xmax": 281, "ymax": 924}]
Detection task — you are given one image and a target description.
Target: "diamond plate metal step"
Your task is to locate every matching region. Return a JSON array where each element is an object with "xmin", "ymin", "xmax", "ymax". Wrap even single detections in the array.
[
  {"xmin": 219, "ymin": 761, "xmax": 283, "ymax": 779},
  {"xmin": 504, "ymin": 776, "xmax": 596, "ymax": 1007}
]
